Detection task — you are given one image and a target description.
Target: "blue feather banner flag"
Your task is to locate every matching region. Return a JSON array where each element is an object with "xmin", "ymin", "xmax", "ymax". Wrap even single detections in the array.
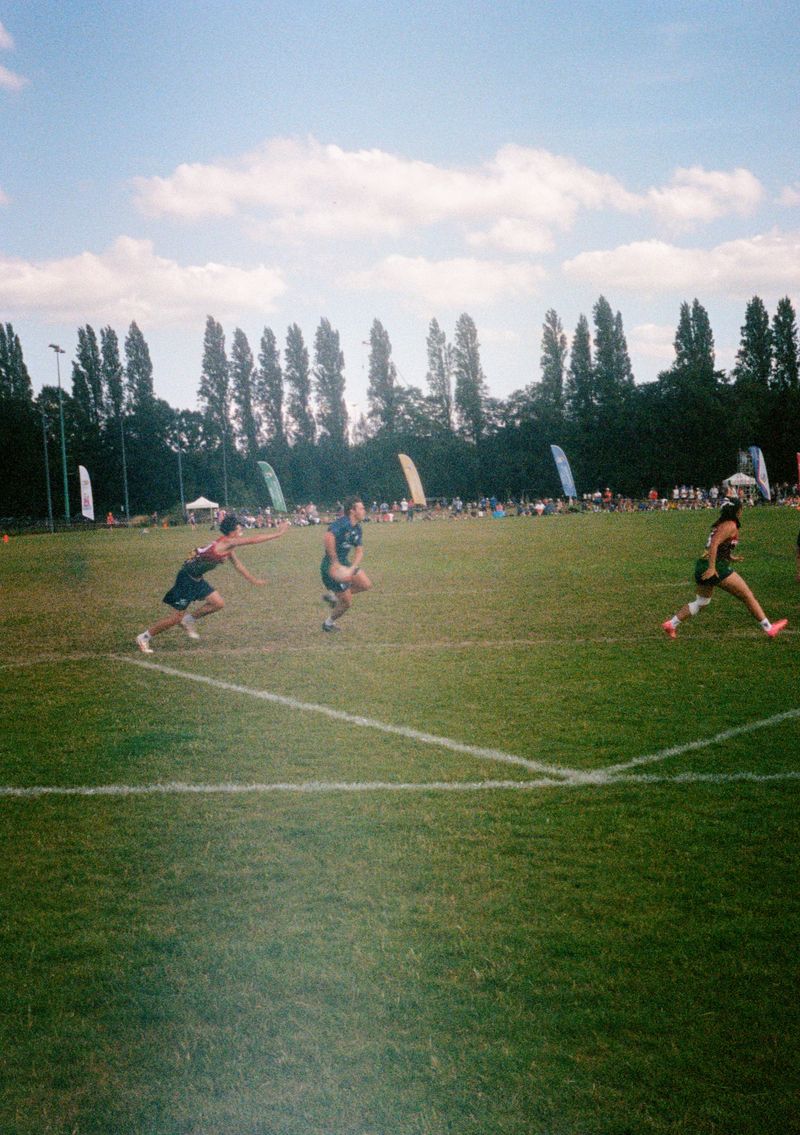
[
  {"xmin": 748, "ymin": 446, "xmax": 771, "ymax": 501},
  {"xmin": 550, "ymin": 445, "xmax": 577, "ymax": 499}
]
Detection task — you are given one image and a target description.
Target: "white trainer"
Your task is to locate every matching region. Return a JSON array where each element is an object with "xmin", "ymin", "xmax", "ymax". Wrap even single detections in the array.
[
  {"xmin": 181, "ymin": 613, "xmax": 200, "ymax": 639},
  {"xmin": 136, "ymin": 632, "xmax": 154, "ymax": 654}
]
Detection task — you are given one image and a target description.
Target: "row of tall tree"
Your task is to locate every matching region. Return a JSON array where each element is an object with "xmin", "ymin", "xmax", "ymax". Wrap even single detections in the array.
[{"xmin": 1, "ymin": 293, "xmax": 798, "ymax": 522}]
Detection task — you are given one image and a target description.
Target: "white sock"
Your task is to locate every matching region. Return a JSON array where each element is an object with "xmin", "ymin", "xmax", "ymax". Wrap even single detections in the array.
[{"xmin": 760, "ymin": 618, "xmax": 771, "ymax": 631}]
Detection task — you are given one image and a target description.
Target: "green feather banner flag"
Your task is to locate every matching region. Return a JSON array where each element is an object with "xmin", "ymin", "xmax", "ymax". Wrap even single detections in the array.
[{"xmin": 257, "ymin": 461, "xmax": 288, "ymax": 513}]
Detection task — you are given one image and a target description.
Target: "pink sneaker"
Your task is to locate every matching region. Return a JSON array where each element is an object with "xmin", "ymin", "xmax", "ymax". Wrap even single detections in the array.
[
  {"xmin": 661, "ymin": 619, "xmax": 677, "ymax": 639},
  {"xmin": 766, "ymin": 618, "xmax": 788, "ymax": 638}
]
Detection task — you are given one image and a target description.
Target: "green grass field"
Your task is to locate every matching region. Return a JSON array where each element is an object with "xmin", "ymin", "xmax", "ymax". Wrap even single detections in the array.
[{"xmin": 1, "ymin": 509, "xmax": 798, "ymax": 1135}]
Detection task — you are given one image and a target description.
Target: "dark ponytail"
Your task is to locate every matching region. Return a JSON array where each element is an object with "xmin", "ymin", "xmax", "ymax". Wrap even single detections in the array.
[{"xmin": 713, "ymin": 500, "xmax": 742, "ymax": 529}]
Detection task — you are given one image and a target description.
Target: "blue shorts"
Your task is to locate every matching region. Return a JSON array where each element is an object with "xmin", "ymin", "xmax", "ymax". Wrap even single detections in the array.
[{"xmin": 163, "ymin": 567, "xmax": 215, "ymax": 611}]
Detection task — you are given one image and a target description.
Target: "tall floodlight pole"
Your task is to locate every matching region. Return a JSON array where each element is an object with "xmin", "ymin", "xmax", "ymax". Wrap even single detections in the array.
[
  {"xmin": 175, "ymin": 415, "xmax": 186, "ymax": 519},
  {"xmin": 119, "ymin": 414, "xmax": 130, "ymax": 524},
  {"xmin": 221, "ymin": 420, "xmax": 229, "ymax": 507},
  {"xmin": 40, "ymin": 408, "xmax": 54, "ymax": 533},
  {"xmin": 48, "ymin": 344, "xmax": 70, "ymax": 522}
]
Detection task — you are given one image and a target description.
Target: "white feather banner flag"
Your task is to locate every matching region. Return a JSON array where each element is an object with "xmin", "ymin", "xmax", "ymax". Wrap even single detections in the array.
[{"xmin": 79, "ymin": 465, "xmax": 95, "ymax": 520}]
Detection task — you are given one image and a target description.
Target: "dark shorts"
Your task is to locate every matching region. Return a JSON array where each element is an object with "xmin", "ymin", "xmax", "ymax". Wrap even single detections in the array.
[
  {"xmin": 694, "ymin": 558, "xmax": 735, "ymax": 588},
  {"xmin": 320, "ymin": 558, "xmax": 351, "ymax": 594},
  {"xmin": 163, "ymin": 567, "xmax": 215, "ymax": 611}
]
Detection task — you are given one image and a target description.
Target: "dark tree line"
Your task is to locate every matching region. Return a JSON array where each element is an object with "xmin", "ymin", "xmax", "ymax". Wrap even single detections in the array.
[{"xmin": 1, "ymin": 294, "xmax": 798, "ymax": 522}]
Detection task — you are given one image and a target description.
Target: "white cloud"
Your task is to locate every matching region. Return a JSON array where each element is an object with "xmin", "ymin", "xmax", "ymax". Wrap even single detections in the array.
[
  {"xmin": 628, "ymin": 323, "xmax": 676, "ymax": 363},
  {"xmin": 779, "ymin": 183, "xmax": 800, "ymax": 207},
  {"xmin": 474, "ymin": 145, "xmax": 641, "ymax": 232},
  {"xmin": 0, "ymin": 186, "xmax": 9, "ymax": 206},
  {"xmin": 133, "ymin": 138, "xmax": 770, "ymax": 260},
  {"xmin": 466, "ymin": 217, "xmax": 555, "ymax": 254},
  {"xmin": 479, "ymin": 325, "xmax": 522, "ymax": 346},
  {"xmin": 0, "ymin": 237, "xmax": 286, "ymax": 326},
  {"xmin": 563, "ymin": 230, "xmax": 800, "ymax": 296},
  {"xmin": 0, "ymin": 62, "xmax": 27, "ymax": 91},
  {"xmin": 646, "ymin": 166, "xmax": 763, "ymax": 230},
  {"xmin": 564, "ymin": 240, "xmax": 706, "ymax": 292},
  {"xmin": 340, "ymin": 255, "xmax": 544, "ymax": 309},
  {"xmin": 0, "ymin": 22, "xmax": 28, "ymax": 90},
  {"xmin": 133, "ymin": 137, "xmax": 641, "ymax": 246}
]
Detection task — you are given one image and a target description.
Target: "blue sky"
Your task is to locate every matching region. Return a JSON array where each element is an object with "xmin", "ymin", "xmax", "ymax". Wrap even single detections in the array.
[{"xmin": 1, "ymin": 0, "xmax": 799, "ymax": 420}]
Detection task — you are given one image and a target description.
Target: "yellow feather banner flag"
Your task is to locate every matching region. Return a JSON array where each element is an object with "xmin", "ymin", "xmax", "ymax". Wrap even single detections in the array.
[{"xmin": 398, "ymin": 453, "xmax": 426, "ymax": 506}]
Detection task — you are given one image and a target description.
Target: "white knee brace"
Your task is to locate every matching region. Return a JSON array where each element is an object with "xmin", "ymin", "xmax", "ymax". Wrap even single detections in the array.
[{"xmin": 688, "ymin": 595, "xmax": 712, "ymax": 616}]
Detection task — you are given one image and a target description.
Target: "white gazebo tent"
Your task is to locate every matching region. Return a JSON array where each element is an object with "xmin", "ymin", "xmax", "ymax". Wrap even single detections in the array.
[
  {"xmin": 722, "ymin": 473, "xmax": 756, "ymax": 488},
  {"xmin": 185, "ymin": 495, "xmax": 219, "ymax": 522}
]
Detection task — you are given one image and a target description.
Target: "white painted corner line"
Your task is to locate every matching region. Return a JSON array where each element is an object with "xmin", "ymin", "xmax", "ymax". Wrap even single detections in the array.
[
  {"xmin": 2, "ymin": 770, "xmax": 799, "ymax": 800},
  {"xmin": 112, "ymin": 654, "xmax": 583, "ymax": 781},
  {"xmin": 0, "ymin": 778, "xmax": 565, "ymax": 799},
  {"xmin": 603, "ymin": 707, "xmax": 800, "ymax": 776}
]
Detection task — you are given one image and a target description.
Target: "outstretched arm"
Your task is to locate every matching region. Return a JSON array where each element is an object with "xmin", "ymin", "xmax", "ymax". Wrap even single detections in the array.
[
  {"xmin": 229, "ymin": 550, "xmax": 265, "ymax": 586},
  {"xmin": 228, "ymin": 520, "xmax": 290, "ymax": 548}
]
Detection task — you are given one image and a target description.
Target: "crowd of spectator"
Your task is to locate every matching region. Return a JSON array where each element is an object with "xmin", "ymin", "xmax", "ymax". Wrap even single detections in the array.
[
  {"xmin": 97, "ymin": 482, "xmax": 800, "ymax": 533},
  {"xmin": 339, "ymin": 484, "xmax": 800, "ymax": 522}
]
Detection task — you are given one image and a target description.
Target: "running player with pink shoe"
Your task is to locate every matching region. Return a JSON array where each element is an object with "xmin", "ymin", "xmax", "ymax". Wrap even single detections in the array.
[{"xmin": 662, "ymin": 499, "xmax": 787, "ymax": 639}]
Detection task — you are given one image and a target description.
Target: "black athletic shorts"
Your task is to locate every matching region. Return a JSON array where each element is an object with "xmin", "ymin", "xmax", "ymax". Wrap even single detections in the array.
[{"xmin": 163, "ymin": 567, "xmax": 215, "ymax": 611}]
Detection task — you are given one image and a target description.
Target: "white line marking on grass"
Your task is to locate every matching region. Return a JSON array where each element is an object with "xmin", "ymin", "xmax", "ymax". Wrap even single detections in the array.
[
  {"xmin": 2, "ymin": 770, "xmax": 798, "ymax": 799},
  {"xmin": 603, "ymin": 707, "xmax": 800, "ymax": 777},
  {"xmin": 609, "ymin": 770, "xmax": 800, "ymax": 786},
  {"xmin": 0, "ymin": 779, "xmax": 569, "ymax": 798},
  {"xmin": 113, "ymin": 655, "xmax": 583, "ymax": 780}
]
